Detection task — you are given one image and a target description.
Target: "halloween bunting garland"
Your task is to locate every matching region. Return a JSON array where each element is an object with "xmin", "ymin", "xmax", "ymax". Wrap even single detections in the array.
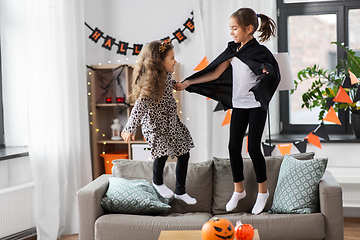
[
  {"xmin": 192, "ymin": 56, "xmax": 359, "ymax": 156},
  {"xmin": 86, "ymin": 11, "xmax": 195, "ymax": 56}
]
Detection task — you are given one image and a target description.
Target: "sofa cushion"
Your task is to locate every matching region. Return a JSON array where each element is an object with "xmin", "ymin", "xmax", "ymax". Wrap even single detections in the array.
[
  {"xmin": 101, "ymin": 177, "xmax": 172, "ymax": 214},
  {"xmin": 269, "ymin": 154, "xmax": 328, "ymax": 214},
  {"xmin": 213, "ymin": 212, "xmax": 325, "ymax": 240},
  {"xmin": 112, "ymin": 159, "xmax": 213, "ymax": 214},
  {"xmin": 95, "ymin": 212, "xmax": 212, "ymax": 240},
  {"xmin": 212, "ymin": 152, "xmax": 315, "ymax": 215}
]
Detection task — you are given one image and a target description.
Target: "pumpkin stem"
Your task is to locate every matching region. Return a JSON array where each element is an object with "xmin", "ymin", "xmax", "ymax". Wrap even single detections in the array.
[{"xmin": 236, "ymin": 220, "xmax": 243, "ymax": 227}]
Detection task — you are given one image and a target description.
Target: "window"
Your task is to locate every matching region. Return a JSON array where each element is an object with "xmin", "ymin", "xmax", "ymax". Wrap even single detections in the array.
[
  {"xmin": 0, "ymin": 46, "xmax": 4, "ymax": 147},
  {"xmin": 277, "ymin": 0, "xmax": 360, "ymax": 134}
]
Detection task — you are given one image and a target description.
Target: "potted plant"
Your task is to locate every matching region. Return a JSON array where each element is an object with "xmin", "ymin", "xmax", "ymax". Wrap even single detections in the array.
[{"xmin": 291, "ymin": 42, "xmax": 360, "ymax": 138}]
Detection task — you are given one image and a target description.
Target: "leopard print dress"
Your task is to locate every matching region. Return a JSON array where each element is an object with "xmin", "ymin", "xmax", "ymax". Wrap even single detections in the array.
[{"xmin": 122, "ymin": 73, "xmax": 194, "ymax": 159}]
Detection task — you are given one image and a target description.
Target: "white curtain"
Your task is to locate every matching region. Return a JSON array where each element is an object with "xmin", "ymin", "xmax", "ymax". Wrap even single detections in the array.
[{"xmin": 25, "ymin": 0, "xmax": 92, "ymax": 239}]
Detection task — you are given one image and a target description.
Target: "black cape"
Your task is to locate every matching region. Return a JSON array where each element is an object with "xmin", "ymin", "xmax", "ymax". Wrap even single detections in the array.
[{"xmin": 185, "ymin": 38, "xmax": 281, "ymax": 111}]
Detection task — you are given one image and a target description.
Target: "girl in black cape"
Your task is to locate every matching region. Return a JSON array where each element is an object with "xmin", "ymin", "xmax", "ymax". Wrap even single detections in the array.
[{"xmin": 177, "ymin": 8, "xmax": 280, "ymax": 214}]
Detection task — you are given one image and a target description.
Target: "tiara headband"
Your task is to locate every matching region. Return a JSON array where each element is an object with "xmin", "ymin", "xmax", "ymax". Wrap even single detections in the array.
[
  {"xmin": 257, "ymin": 13, "xmax": 260, "ymax": 17},
  {"xmin": 159, "ymin": 40, "xmax": 172, "ymax": 53}
]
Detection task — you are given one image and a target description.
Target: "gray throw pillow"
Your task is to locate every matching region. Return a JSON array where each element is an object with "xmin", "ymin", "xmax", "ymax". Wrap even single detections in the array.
[
  {"xmin": 101, "ymin": 177, "xmax": 172, "ymax": 214},
  {"xmin": 269, "ymin": 154, "xmax": 328, "ymax": 214}
]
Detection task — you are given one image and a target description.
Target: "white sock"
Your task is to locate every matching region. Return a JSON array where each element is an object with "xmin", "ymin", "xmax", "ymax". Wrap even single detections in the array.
[
  {"xmin": 226, "ymin": 190, "xmax": 246, "ymax": 212},
  {"xmin": 174, "ymin": 193, "xmax": 197, "ymax": 205},
  {"xmin": 251, "ymin": 190, "xmax": 269, "ymax": 215},
  {"xmin": 152, "ymin": 182, "xmax": 174, "ymax": 198}
]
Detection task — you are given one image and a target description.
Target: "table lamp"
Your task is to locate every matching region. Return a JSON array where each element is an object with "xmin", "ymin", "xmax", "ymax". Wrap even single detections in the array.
[{"xmin": 265, "ymin": 52, "xmax": 295, "ymax": 155}]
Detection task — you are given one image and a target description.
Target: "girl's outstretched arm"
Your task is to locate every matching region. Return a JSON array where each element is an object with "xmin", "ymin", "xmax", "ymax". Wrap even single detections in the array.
[{"xmin": 177, "ymin": 60, "xmax": 230, "ymax": 91}]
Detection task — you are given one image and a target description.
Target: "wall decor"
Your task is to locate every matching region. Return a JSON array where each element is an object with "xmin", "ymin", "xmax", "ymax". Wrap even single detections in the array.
[{"xmin": 85, "ymin": 11, "xmax": 195, "ymax": 56}]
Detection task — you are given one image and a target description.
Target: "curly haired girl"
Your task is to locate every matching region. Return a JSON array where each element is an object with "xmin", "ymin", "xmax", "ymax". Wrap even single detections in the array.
[{"xmin": 121, "ymin": 40, "xmax": 196, "ymax": 205}]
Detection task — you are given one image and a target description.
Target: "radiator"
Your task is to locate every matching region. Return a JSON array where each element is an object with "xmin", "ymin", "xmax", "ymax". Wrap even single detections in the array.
[
  {"xmin": 341, "ymin": 183, "xmax": 360, "ymax": 208},
  {"xmin": 0, "ymin": 182, "xmax": 36, "ymax": 238}
]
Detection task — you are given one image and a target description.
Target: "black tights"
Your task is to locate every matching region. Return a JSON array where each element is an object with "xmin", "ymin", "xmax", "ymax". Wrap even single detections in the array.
[
  {"xmin": 153, "ymin": 152, "xmax": 190, "ymax": 195},
  {"xmin": 229, "ymin": 107, "xmax": 267, "ymax": 183}
]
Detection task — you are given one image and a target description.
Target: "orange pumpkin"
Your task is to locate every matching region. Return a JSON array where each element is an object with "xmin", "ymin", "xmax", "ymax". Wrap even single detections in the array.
[
  {"xmin": 201, "ymin": 218, "xmax": 234, "ymax": 240},
  {"xmin": 234, "ymin": 220, "xmax": 254, "ymax": 240}
]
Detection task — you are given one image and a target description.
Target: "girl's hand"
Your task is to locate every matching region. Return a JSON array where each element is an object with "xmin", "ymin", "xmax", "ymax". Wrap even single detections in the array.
[
  {"xmin": 177, "ymin": 80, "xmax": 190, "ymax": 91},
  {"xmin": 262, "ymin": 64, "xmax": 269, "ymax": 74},
  {"xmin": 174, "ymin": 82, "xmax": 181, "ymax": 91},
  {"xmin": 121, "ymin": 132, "xmax": 135, "ymax": 143}
]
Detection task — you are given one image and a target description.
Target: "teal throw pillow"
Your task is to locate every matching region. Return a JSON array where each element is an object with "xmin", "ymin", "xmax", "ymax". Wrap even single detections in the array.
[
  {"xmin": 101, "ymin": 177, "xmax": 172, "ymax": 214},
  {"xmin": 269, "ymin": 154, "xmax": 328, "ymax": 214}
]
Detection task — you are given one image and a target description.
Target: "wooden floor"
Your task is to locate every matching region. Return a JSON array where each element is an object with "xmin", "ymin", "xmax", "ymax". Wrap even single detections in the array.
[
  {"xmin": 344, "ymin": 218, "xmax": 360, "ymax": 240},
  {"xmin": 25, "ymin": 217, "xmax": 359, "ymax": 240}
]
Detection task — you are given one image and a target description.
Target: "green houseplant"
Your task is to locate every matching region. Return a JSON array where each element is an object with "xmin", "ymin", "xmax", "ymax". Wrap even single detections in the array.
[{"xmin": 291, "ymin": 41, "xmax": 360, "ymax": 138}]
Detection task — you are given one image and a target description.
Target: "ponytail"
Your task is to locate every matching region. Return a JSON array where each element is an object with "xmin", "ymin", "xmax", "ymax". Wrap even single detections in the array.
[{"xmin": 257, "ymin": 13, "xmax": 277, "ymax": 42}]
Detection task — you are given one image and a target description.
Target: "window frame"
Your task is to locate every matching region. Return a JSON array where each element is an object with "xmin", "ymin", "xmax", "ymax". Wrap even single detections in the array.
[
  {"xmin": 0, "ymin": 45, "xmax": 4, "ymax": 147},
  {"xmin": 277, "ymin": 0, "xmax": 360, "ymax": 135}
]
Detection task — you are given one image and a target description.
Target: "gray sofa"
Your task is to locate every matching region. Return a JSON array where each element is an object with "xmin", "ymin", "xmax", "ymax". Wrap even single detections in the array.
[{"xmin": 77, "ymin": 152, "xmax": 344, "ymax": 240}]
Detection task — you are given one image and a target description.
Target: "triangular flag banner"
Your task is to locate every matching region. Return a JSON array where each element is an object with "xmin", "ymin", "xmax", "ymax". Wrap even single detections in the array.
[
  {"xmin": 323, "ymin": 106, "xmax": 341, "ymax": 125},
  {"xmin": 277, "ymin": 143, "xmax": 292, "ymax": 155},
  {"xmin": 306, "ymin": 132, "xmax": 322, "ymax": 149},
  {"xmin": 246, "ymin": 135, "xmax": 248, "ymax": 153},
  {"xmin": 221, "ymin": 109, "xmax": 232, "ymax": 126},
  {"xmin": 333, "ymin": 86, "xmax": 353, "ymax": 103},
  {"xmin": 313, "ymin": 122, "xmax": 330, "ymax": 140},
  {"xmin": 213, "ymin": 102, "xmax": 225, "ymax": 112},
  {"xmin": 194, "ymin": 57, "xmax": 209, "ymax": 71},
  {"xmin": 349, "ymin": 70, "xmax": 360, "ymax": 85},
  {"xmin": 326, "ymin": 97, "xmax": 335, "ymax": 109},
  {"xmin": 262, "ymin": 142, "xmax": 276, "ymax": 157},
  {"xmin": 294, "ymin": 139, "xmax": 307, "ymax": 153},
  {"xmin": 342, "ymin": 75, "xmax": 357, "ymax": 89},
  {"xmin": 354, "ymin": 86, "xmax": 360, "ymax": 103}
]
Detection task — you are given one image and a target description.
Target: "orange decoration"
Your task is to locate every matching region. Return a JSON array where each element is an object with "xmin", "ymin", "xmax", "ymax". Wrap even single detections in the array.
[
  {"xmin": 305, "ymin": 132, "xmax": 322, "ymax": 149},
  {"xmin": 234, "ymin": 221, "xmax": 254, "ymax": 240},
  {"xmin": 221, "ymin": 110, "xmax": 232, "ymax": 126},
  {"xmin": 277, "ymin": 143, "xmax": 292, "ymax": 155},
  {"xmin": 201, "ymin": 218, "xmax": 234, "ymax": 240},
  {"xmin": 333, "ymin": 86, "xmax": 353, "ymax": 103},
  {"xmin": 194, "ymin": 57, "xmax": 209, "ymax": 71},
  {"xmin": 349, "ymin": 70, "xmax": 360, "ymax": 85},
  {"xmin": 323, "ymin": 106, "xmax": 341, "ymax": 125},
  {"xmin": 246, "ymin": 135, "xmax": 248, "ymax": 153}
]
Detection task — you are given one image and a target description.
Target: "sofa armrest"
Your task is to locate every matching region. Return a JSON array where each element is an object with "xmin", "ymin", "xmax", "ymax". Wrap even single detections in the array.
[
  {"xmin": 77, "ymin": 174, "xmax": 111, "ymax": 240},
  {"xmin": 319, "ymin": 171, "xmax": 344, "ymax": 240}
]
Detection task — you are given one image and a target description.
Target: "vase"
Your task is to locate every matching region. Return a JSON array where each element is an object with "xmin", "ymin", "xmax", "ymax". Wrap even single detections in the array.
[{"xmin": 351, "ymin": 112, "xmax": 360, "ymax": 139}]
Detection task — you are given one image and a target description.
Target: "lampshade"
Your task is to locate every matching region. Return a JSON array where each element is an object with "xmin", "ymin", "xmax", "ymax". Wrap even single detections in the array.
[{"xmin": 274, "ymin": 52, "xmax": 295, "ymax": 91}]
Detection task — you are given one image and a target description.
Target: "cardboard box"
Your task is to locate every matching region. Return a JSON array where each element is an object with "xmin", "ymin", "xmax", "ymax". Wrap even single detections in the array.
[{"xmin": 131, "ymin": 144, "xmax": 152, "ymax": 161}]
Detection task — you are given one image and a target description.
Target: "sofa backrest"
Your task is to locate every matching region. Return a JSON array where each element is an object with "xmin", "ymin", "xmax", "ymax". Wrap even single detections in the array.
[
  {"xmin": 112, "ymin": 159, "xmax": 214, "ymax": 214},
  {"xmin": 211, "ymin": 152, "xmax": 315, "ymax": 214}
]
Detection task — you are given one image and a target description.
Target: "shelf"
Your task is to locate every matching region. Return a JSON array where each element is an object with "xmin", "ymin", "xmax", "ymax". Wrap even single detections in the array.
[
  {"xmin": 96, "ymin": 140, "xmax": 146, "ymax": 144},
  {"xmin": 90, "ymin": 63, "xmax": 135, "ymax": 70},
  {"xmin": 96, "ymin": 103, "xmax": 129, "ymax": 107},
  {"xmin": 97, "ymin": 140, "xmax": 126, "ymax": 144},
  {"xmin": 129, "ymin": 140, "xmax": 147, "ymax": 144}
]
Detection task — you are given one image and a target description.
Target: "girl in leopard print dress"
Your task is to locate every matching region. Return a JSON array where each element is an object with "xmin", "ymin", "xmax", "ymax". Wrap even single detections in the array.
[{"xmin": 121, "ymin": 40, "xmax": 196, "ymax": 205}]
